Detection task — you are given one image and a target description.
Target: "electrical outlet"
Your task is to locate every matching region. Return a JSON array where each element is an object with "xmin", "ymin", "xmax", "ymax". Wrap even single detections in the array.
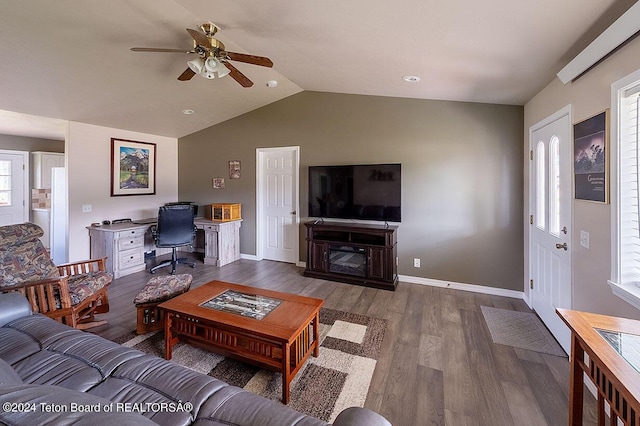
[
  {"xmin": 580, "ymin": 231, "xmax": 590, "ymax": 249},
  {"xmin": 413, "ymin": 258, "xmax": 421, "ymax": 268},
  {"xmin": 82, "ymin": 204, "xmax": 92, "ymax": 213}
]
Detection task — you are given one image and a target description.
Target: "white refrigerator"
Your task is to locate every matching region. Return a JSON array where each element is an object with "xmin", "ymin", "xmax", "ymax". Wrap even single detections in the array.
[{"xmin": 50, "ymin": 167, "xmax": 68, "ymax": 264}]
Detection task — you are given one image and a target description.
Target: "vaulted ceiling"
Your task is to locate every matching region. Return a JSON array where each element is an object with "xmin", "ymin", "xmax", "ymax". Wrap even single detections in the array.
[{"xmin": 0, "ymin": 0, "xmax": 628, "ymax": 139}]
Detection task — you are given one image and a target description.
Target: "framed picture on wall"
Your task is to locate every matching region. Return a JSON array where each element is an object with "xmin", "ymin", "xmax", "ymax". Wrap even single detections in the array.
[
  {"xmin": 229, "ymin": 160, "xmax": 241, "ymax": 179},
  {"xmin": 110, "ymin": 138, "xmax": 156, "ymax": 196},
  {"xmin": 573, "ymin": 110, "xmax": 609, "ymax": 203},
  {"xmin": 212, "ymin": 177, "xmax": 225, "ymax": 189}
]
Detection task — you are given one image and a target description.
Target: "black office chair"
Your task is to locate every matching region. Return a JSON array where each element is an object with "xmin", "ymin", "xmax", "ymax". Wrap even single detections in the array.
[{"xmin": 149, "ymin": 204, "xmax": 197, "ymax": 274}]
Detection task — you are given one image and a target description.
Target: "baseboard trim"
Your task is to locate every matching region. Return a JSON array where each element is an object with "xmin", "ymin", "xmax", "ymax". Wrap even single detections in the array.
[
  {"xmin": 398, "ymin": 274, "xmax": 525, "ymax": 300},
  {"xmin": 263, "ymin": 261, "xmax": 525, "ymax": 300},
  {"xmin": 240, "ymin": 254, "xmax": 258, "ymax": 261}
]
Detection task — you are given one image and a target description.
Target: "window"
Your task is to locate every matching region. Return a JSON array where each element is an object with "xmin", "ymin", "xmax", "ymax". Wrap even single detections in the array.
[
  {"xmin": 536, "ymin": 141, "xmax": 545, "ymax": 230},
  {"xmin": 549, "ymin": 136, "xmax": 561, "ymax": 236},
  {"xmin": 610, "ymin": 69, "xmax": 640, "ymax": 309},
  {"xmin": 0, "ymin": 160, "xmax": 10, "ymax": 206}
]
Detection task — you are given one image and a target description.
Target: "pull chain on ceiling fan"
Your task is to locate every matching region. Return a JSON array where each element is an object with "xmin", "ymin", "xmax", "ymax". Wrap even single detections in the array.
[{"xmin": 131, "ymin": 22, "xmax": 273, "ymax": 87}]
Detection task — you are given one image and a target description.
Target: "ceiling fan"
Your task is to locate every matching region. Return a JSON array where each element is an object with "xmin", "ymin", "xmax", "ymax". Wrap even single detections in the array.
[{"xmin": 131, "ymin": 22, "xmax": 273, "ymax": 87}]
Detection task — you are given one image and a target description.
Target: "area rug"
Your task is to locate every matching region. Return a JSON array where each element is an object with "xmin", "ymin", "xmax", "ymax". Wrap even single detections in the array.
[
  {"xmin": 480, "ymin": 305, "xmax": 566, "ymax": 357},
  {"xmin": 114, "ymin": 308, "xmax": 386, "ymax": 423}
]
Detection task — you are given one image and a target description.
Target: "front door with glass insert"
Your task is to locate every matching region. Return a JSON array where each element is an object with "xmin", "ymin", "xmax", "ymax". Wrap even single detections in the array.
[{"xmin": 530, "ymin": 108, "xmax": 572, "ymax": 355}]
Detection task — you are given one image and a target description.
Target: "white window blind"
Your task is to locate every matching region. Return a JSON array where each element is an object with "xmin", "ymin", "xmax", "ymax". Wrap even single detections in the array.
[
  {"xmin": 619, "ymin": 89, "xmax": 640, "ymax": 286},
  {"xmin": 611, "ymin": 71, "xmax": 640, "ymax": 309}
]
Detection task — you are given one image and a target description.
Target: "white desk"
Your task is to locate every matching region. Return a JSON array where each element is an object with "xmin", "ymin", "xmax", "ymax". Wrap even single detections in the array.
[{"xmin": 87, "ymin": 218, "xmax": 242, "ymax": 278}]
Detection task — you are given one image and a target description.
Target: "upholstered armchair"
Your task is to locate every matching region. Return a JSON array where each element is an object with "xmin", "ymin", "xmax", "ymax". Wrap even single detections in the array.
[{"xmin": 0, "ymin": 222, "xmax": 111, "ymax": 329}]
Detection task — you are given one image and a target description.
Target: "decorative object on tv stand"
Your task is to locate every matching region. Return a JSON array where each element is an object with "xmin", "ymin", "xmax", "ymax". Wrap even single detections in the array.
[
  {"xmin": 573, "ymin": 110, "xmax": 609, "ymax": 203},
  {"xmin": 110, "ymin": 138, "xmax": 156, "ymax": 196},
  {"xmin": 211, "ymin": 203, "xmax": 241, "ymax": 222},
  {"xmin": 229, "ymin": 160, "xmax": 241, "ymax": 179},
  {"xmin": 212, "ymin": 177, "xmax": 225, "ymax": 189}
]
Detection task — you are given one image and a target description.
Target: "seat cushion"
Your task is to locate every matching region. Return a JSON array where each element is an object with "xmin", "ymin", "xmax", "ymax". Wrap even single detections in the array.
[
  {"xmin": 67, "ymin": 271, "xmax": 112, "ymax": 305},
  {"xmin": 0, "ymin": 223, "xmax": 60, "ymax": 287},
  {"xmin": 0, "ymin": 358, "xmax": 22, "ymax": 385},
  {"xmin": 134, "ymin": 274, "xmax": 192, "ymax": 305},
  {"xmin": 193, "ymin": 386, "xmax": 327, "ymax": 426},
  {"xmin": 88, "ymin": 354, "xmax": 226, "ymax": 426}
]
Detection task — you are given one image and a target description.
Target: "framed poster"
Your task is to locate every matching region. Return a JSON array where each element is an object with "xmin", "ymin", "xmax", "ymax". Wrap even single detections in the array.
[
  {"xmin": 573, "ymin": 110, "xmax": 608, "ymax": 203},
  {"xmin": 111, "ymin": 138, "xmax": 156, "ymax": 196},
  {"xmin": 229, "ymin": 160, "xmax": 241, "ymax": 179}
]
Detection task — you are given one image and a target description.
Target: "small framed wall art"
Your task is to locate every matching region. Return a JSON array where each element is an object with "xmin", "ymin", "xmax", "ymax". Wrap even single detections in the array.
[
  {"xmin": 229, "ymin": 160, "xmax": 241, "ymax": 179},
  {"xmin": 212, "ymin": 177, "xmax": 225, "ymax": 189},
  {"xmin": 111, "ymin": 138, "xmax": 156, "ymax": 196}
]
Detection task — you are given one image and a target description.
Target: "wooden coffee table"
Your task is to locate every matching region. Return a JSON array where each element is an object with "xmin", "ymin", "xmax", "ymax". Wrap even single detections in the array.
[{"xmin": 158, "ymin": 280, "xmax": 324, "ymax": 404}]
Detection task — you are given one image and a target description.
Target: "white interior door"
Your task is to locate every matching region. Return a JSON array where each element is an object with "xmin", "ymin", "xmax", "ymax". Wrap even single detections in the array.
[
  {"xmin": 257, "ymin": 147, "xmax": 299, "ymax": 263},
  {"xmin": 0, "ymin": 150, "xmax": 29, "ymax": 226},
  {"xmin": 530, "ymin": 106, "xmax": 572, "ymax": 355}
]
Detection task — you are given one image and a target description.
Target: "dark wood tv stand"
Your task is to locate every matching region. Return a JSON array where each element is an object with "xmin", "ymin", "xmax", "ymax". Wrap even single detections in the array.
[{"xmin": 303, "ymin": 220, "xmax": 398, "ymax": 290}]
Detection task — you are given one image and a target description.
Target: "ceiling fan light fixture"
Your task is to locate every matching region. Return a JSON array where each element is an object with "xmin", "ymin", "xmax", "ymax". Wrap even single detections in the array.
[
  {"xmin": 187, "ymin": 58, "xmax": 204, "ymax": 74},
  {"xmin": 202, "ymin": 69, "xmax": 216, "ymax": 79},
  {"xmin": 204, "ymin": 56, "xmax": 221, "ymax": 72},
  {"xmin": 217, "ymin": 63, "xmax": 230, "ymax": 78}
]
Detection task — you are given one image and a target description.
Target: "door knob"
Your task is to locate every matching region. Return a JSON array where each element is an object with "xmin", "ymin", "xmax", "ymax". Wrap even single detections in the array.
[
  {"xmin": 555, "ymin": 242, "xmax": 568, "ymax": 251},
  {"xmin": 290, "ymin": 211, "xmax": 297, "ymax": 215}
]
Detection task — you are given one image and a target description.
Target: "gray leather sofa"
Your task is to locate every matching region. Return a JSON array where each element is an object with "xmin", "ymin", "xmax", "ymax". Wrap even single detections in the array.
[{"xmin": 0, "ymin": 293, "xmax": 391, "ymax": 426}]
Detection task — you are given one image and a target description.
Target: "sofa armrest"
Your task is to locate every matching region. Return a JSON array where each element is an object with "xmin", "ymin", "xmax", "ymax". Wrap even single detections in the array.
[
  {"xmin": 332, "ymin": 407, "xmax": 391, "ymax": 426},
  {"xmin": 0, "ymin": 292, "xmax": 33, "ymax": 326},
  {"xmin": 1, "ymin": 276, "xmax": 73, "ymax": 319},
  {"xmin": 57, "ymin": 257, "xmax": 108, "ymax": 276}
]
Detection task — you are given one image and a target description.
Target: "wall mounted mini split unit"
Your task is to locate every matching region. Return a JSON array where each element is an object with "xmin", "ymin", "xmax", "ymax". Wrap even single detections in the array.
[{"xmin": 557, "ymin": 2, "xmax": 640, "ymax": 84}]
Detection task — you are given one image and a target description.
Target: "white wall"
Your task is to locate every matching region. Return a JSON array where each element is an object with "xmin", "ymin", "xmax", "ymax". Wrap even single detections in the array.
[
  {"xmin": 67, "ymin": 122, "xmax": 178, "ymax": 261},
  {"xmin": 524, "ymin": 34, "xmax": 640, "ymax": 320}
]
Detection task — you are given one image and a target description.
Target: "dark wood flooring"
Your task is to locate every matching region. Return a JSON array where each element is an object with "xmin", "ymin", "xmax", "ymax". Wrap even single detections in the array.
[{"xmin": 90, "ymin": 254, "xmax": 598, "ymax": 426}]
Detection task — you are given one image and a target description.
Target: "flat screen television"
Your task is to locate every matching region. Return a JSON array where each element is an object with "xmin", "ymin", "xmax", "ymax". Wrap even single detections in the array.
[{"xmin": 308, "ymin": 164, "xmax": 401, "ymax": 222}]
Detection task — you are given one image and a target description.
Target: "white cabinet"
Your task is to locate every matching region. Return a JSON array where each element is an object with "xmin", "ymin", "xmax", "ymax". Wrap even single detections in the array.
[
  {"xmin": 196, "ymin": 220, "xmax": 242, "ymax": 266},
  {"xmin": 88, "ymin": 224, "xmax": 149, "ymax": 279},
  {"xmin": 32, "ymin": 152, "xmax": 64, "ymax": 189}
]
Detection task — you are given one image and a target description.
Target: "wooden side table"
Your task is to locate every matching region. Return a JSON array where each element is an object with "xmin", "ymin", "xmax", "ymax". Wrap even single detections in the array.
[{"xmin": 557, "ymin": 308, "xmax": 640, "ymax": 425}]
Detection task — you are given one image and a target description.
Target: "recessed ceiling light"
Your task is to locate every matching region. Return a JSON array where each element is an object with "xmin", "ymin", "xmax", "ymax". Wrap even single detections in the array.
[
  {"xmin": 402, "ymin": 75, "xmax": 420, "ymax": 82},
  {"xmin": 266, "ymin": 80, "xmax": 278, "ymax": 88},
  {"xmin": 182, "ymin": 109, "xmax": 195, "ymax": 115}
]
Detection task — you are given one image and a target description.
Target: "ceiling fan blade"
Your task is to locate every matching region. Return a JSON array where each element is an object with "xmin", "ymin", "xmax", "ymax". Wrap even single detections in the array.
[
  {"xmin": 131, "ymin": 47, "xmax": 192, "ymax": 53},
  {"xmin": 226, "ymin": 52, "xmax": 273, "ymax": 68},
  {"xmin": 186, "ymin": 28, "xmax": 210, "ymax": 48},
  {"xmin": 177, "ymin": 68, "xmax": 196, "ymax": 81},
  {"xmin": 223, "ymin": 62, "xmax": 253, "ymax": 87}
]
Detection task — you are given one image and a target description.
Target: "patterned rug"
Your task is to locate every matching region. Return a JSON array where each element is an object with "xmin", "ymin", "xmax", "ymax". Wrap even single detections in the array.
[
  {"xmin": 480, "ymin": 305, "xmax": 566, "ymax": 357},
  {"xmin": 114, "ymin": 308, "xmax": 386, "ymax": 423}
]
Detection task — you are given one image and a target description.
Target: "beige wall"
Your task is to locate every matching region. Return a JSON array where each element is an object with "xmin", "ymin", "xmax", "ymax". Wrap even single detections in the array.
[
  {"xmin": 0, "ymin": 134, "xmax": 64, "ymax": 152},
  {"xmin": 67, "ymin": 122, "xmax": 178, "ymax": 261},
  {"xmin": 524, "ymin": 34, "xmax": 640, "ymax": 319},
  {"xmin": 179, "ymin": 92, "xmax": 524, "ymax": 291}
]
